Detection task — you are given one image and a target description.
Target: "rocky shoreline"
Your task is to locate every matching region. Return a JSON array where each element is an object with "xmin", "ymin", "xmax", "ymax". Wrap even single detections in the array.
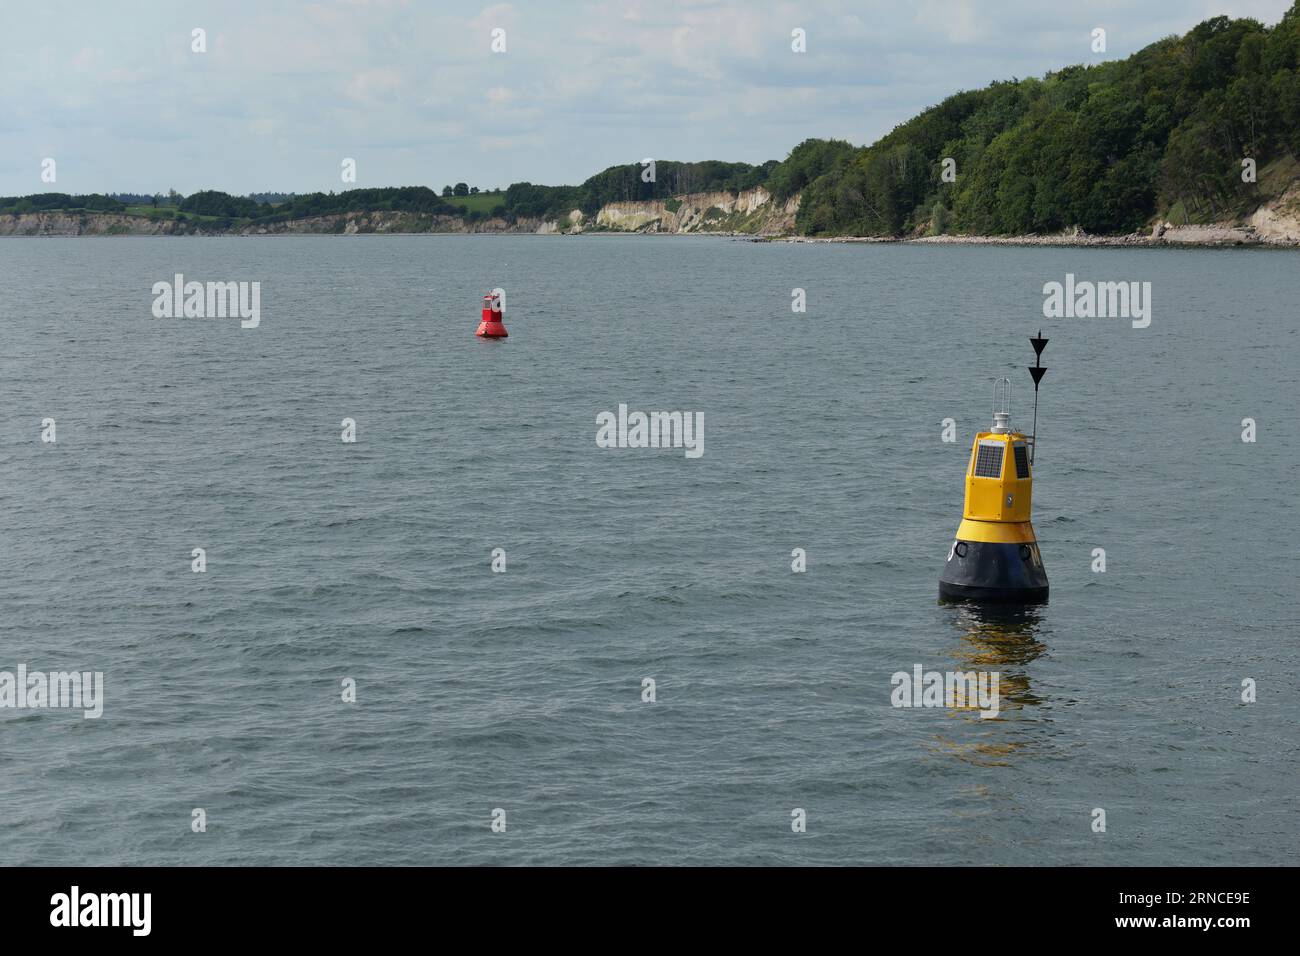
[{"xmin": 780, "ymin": 221, "xmax": 1299, "ymax": 248}]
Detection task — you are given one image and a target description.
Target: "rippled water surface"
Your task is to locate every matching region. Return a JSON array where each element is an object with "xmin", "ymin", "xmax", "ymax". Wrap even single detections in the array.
[{"xmin": 0, "ymin": 235, "xmax": 1295, "ymax": 865}]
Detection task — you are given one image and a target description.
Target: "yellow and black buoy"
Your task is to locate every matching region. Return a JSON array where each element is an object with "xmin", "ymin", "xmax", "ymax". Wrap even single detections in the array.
[{"xmin": 939, "ymin": 333, "xmax": 1050, "ymax": 604}]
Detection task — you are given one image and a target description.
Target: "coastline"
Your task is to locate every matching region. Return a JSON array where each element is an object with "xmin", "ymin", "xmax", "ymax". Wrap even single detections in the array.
[
  {"xmin": 779, "ymin": 222, "xmax": 1300, "ymax": 249},
  {"xmin": 4, "ymin": 213, "xmax": 1298, "ymax": 248}
]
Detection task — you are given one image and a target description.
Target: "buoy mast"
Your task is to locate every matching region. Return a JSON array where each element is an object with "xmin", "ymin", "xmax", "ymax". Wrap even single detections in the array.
[{"xmin": 1028, "ymin": 330, "xmax": 1048, "ymax": 464}]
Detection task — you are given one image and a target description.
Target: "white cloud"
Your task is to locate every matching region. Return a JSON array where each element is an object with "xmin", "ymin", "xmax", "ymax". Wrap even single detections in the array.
[
  {"xmin": 345, "ymin": 68, "xmax": 403, "ymax": 102},
  {"xmin": 916, "ymin": 0, "xmax": 984, "ymax": 45}
]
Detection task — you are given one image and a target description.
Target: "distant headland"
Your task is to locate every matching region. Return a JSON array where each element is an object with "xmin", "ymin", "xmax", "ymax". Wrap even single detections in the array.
[{"xmin": 5, "ymin": 8, "xmax": 1299, "ymax": 246}]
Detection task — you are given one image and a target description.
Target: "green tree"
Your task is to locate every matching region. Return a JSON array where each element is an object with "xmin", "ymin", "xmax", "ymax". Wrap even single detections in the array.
[{"xmin": 795, "ymin": 5, "xmax": 1300, "ymax": 236}]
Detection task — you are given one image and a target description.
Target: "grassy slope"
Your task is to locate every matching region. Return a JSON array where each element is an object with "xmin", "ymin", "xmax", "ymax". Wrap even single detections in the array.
[{"xmin": 441, "ymin": 192, "xmax": 507, "ymax": 214}]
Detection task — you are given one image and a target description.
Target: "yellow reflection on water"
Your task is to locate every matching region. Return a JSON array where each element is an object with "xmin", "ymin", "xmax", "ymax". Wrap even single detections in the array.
[{"xmin": 930, "ymin": 604, "xmax": 1048, "ymax": 767}]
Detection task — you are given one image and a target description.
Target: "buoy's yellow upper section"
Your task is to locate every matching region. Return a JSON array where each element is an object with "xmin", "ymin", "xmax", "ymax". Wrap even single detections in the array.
[{"xmin": 963, "ymin": 431, "xmax": 1033, "ymax": 522}]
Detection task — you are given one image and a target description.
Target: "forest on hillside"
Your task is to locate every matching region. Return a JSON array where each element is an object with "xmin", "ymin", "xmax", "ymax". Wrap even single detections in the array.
[{"xmin": 797, "ymin": 5, "xmax": 1300, "ymax": 236}]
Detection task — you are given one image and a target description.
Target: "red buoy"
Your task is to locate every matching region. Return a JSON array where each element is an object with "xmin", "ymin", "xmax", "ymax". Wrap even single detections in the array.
[{"xmin": 476, "ymin": 291, "xmax": 508, "ymax": 338}]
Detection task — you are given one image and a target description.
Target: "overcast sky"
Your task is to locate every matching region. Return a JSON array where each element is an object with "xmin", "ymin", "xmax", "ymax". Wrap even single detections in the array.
[{"xmin": 1, "ymin": 0, "xmax": 1293, "ymax": 196}]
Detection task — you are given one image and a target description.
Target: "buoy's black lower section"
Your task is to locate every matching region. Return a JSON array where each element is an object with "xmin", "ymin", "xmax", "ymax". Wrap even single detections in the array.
[{"xmin": 939, "ymin": 540, "xmax": 1049, "ymax": 604}]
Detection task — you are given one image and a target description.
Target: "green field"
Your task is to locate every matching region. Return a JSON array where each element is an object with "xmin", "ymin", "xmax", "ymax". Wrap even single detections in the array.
[
  {"xmin": 122, "ymin": 204, "xmax": 226, "ymax": 222},
  {"xmin": 442, "ymin": 192, "xmax": 506, "ymax": 214}
]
